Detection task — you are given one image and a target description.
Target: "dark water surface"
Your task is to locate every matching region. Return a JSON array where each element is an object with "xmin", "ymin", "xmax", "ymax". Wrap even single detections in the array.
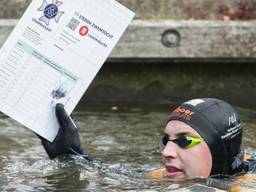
[{"xmin": 0, "ymin": 104, "xmax": 256, "ymax": 192}]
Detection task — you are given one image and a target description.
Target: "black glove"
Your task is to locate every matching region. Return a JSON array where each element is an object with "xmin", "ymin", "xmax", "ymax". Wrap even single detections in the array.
[{"xmin": 38, "ymin": 103, "xmax": 91, "ymax": 161}]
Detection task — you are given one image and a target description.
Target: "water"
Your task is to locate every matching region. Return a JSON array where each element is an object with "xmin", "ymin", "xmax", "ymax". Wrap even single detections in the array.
[{"xmin": 0, "ymin": 104, "xmax": 256, "ymax": 191}]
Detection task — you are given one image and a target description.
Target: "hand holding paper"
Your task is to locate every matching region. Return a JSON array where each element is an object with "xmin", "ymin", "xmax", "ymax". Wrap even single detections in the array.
[{"xmin": 39, "ymin": 103, "xmax": 91, "ymax": 160}]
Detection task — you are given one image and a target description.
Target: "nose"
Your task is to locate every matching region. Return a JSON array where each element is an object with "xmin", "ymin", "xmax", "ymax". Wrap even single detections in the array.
[{"xmin": 161, "ymin": 141, "xmax": 178, "ymax": 159}]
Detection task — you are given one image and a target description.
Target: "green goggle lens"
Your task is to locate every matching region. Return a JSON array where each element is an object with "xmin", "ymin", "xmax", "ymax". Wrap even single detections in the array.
[{"xmin": 162, "ymin": 134, "xmax": 204, "ymax": 149}]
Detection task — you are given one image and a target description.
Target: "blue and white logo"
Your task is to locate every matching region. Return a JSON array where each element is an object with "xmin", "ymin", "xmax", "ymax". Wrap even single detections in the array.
[{"xmin": 38, "ymin": 0, "xmax": 64, "ymax": 26}]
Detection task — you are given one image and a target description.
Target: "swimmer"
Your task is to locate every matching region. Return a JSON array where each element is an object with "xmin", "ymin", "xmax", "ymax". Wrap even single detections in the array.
[
  {"xmin": 161, "ymin": 98, "xmax": 246, "ymax": 180},
  {"xmin": 38, "ymin": 98, "xmax": 256, "ymax": 182}
]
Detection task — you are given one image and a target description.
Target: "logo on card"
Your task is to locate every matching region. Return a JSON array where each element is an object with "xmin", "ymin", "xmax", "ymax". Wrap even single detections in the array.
[
  {"xmin": 37, "ymin": 0, "xmax": 64, "ymax": 26},
  {"xmin": 79, "ymin": 26, "xmax": 89, "ymax": 36}
]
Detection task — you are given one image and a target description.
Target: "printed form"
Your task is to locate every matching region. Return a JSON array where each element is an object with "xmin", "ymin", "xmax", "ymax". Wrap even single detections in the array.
[{"xmin": 0, "ymin": 0, "xmax": 134, "ymax": 141}]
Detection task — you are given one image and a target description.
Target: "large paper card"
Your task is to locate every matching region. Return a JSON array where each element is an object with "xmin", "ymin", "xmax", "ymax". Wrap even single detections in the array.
[{"xmin": 0, "ymin": 0, "xmax": 134, "ymax": 141}]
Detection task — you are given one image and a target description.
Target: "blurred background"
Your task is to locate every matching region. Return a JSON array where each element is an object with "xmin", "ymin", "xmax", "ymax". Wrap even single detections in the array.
[{"xmin": 1, "ymin": 0, "xmax": 256, "ymax": 110}]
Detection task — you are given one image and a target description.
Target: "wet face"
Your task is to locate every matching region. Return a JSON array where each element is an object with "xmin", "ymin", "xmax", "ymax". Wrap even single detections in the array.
[{"xmin": 161, "ymin": 120, "xmax": 212, "ymax": 180}]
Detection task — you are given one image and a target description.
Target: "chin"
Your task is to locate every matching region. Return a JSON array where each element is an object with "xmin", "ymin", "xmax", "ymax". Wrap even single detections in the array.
[{"xmin": 166, "ymin": 171, "xmax": 187, "ymax": 181}]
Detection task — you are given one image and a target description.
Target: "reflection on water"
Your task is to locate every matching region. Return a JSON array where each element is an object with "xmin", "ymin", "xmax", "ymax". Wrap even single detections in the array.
[{"xmin": 0, "ymin": 105, "xmax": 256, "ymax": 191}]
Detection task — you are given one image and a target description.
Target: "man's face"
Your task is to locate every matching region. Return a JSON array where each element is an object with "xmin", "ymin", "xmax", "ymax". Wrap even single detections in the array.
[{"xmin": 161, "ymin": 120, "xmax": 212, "ymax": 180}]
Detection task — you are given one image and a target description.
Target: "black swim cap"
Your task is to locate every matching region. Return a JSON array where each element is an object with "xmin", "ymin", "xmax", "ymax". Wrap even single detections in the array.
[{"xmin": 167, "ymin": 98, "xmax": 243, "ymax": 176}]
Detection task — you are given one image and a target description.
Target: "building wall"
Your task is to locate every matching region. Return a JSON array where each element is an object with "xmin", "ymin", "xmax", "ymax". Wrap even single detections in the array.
[{"xmin": 0, "ymin": 0, "xmax": 256, "ymax": 109}]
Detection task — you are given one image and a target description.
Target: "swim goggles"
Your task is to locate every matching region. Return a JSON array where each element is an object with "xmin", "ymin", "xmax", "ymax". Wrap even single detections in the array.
[{"xmin": 162, "ymin": 134, "xmax": 204, "ymax": 149}]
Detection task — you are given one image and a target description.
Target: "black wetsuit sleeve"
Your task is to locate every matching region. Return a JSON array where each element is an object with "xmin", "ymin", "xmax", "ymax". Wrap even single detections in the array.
[
  {"xmin": 38, "ymin": 103, "xmax": 92, "ymax": 161},
  {"xmin": 247, "ymin": 160, "xmax": 256, "ymax": 173}
]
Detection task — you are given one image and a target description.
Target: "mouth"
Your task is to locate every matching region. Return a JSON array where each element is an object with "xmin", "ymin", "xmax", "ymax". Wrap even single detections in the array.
[{"xmin": 165, "ymin": 165, "xmax": 184, "ymax": 178}]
